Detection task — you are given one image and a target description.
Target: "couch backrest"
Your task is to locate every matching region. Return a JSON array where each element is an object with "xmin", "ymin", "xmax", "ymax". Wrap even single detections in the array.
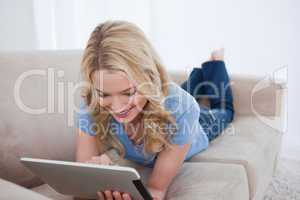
[{"xmin": 0, "ymin": 50, "xmax": 286, "ymax": 187}]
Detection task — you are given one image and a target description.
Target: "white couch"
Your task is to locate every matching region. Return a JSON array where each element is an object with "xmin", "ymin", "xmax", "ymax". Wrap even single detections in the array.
[{"xmin": 0, "ymin": 50, "xmax": 286, "ymax": 200}]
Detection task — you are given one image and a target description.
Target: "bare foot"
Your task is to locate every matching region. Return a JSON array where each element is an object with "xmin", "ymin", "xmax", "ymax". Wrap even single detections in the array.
[{"xmin": 210, "ymin": 48, "xmax": 224, "ymax": 61}]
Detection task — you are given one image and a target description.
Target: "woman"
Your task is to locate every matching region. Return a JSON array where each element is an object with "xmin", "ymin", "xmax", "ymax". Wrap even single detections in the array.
[{"xmin": 76, "ymin": 20, "xmax": 234, "ymax": 200}]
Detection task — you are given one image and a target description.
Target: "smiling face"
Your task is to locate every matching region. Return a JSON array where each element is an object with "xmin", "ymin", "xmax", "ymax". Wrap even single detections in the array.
[{"xmin": 92, "ymin": 70, "xmax": 148, "ymax": 124}]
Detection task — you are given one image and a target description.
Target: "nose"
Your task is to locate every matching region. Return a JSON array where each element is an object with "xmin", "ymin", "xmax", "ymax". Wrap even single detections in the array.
[{"xmin": 110, "ymin": 96, "xmax": 129, "ymax": 112}]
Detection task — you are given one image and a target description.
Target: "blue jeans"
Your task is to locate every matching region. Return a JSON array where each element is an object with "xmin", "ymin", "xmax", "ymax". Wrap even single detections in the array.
[{"xmin": 181, "ymin": 61, "xmax": 234, "ymax": 142}]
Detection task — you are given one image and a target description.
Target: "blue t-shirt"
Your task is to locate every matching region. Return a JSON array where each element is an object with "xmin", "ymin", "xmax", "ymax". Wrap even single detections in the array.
[{"xmin": 76, "ymin": 82, "xmax": 209, "ymax": 167}]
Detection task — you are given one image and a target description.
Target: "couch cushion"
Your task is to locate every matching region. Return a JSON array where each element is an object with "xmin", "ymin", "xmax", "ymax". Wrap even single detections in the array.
[
  {"xmin": 31, "ymin": 162, "xmax": 249, "ymax": 200},
  {"xmin": 0, "ymin": 178, "xmax": 51, "ymax": 200},
  {"xmin": 165, "ymin": 162, "xmax": 249, "ymax": 200},
  {"xmin": 0, "ymin": 51, "xmax": 82, "ymax": 187},
  {"xmin": 187, "ymin": 116, "xmax": 283, "ymax": 200}
]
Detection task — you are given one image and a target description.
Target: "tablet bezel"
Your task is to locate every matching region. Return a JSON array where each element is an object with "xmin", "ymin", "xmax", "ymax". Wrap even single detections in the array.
[{"xmin": 20, "ymin": 157, "xmax": 153, "ymax": 200}]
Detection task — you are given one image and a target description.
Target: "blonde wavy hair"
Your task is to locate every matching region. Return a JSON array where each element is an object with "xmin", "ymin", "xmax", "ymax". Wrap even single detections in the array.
[{"xmin": 80, "ymin": 20, "xmax": 177, "ymax": 157}]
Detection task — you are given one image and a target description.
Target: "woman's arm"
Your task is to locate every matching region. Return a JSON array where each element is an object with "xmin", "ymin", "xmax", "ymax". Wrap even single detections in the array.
[
  {"xmin": 75, "ymin": 128, "xmax": 114, "ymax": 165},
  {"xmin": 75, "ymin": 128, "xmax": 99, "ymax": 162},
  {"xmin": 146, "ymin": 143, "xmax": 191, "ymax": 200}
]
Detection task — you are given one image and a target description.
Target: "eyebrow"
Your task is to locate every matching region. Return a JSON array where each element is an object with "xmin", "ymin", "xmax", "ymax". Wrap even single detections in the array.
[{"xmin": 95, "ymin": 87, "xmax": 134, "ymax": 95}]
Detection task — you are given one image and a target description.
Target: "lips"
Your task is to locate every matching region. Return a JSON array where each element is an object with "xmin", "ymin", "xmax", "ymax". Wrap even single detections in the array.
[{"xmin": 114, "ymin": 106, "xmax": 135, "ymax": 118}]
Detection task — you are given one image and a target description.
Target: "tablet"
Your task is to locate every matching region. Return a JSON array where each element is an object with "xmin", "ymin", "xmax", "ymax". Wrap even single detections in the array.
[{"xmin": 20, "ymin": 157, "xmax": 153, "ymax": 200}]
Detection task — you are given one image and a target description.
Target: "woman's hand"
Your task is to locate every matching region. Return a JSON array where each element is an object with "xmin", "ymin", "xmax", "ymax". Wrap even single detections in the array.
[
  {"xmin": 97, "ymin": 190, "xmax": 132, "ymax": 200},
  {"xmin": 96, "ymin": 189, "xmax": 162, "ymax": 200},
  {"xmin": 88, "ymin": 155, "xmax": 130, "ymax": 200},
  {"xmin": 89, "ymin": 154, "xmax": 164, "ymax": 200},
  {"xmin": 84, "ymin": 154, "xmax": 114, "ymax": 165}
]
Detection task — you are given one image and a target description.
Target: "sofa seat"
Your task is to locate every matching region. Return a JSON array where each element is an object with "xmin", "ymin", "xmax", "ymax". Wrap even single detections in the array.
[
  {"xmin": 188, "ymin": 116, "xmax": 283, "ymax": 200},
  {"xmin": 31, "ymin": 162, "xmax": 249, "ymax": 200},
  {"xmin": 0, "ymin": 178, "xmax": 51, "ymax": 200},
  {"xmin": 31, "ymin": 184, "xmax": 73, "ymax": 200}
]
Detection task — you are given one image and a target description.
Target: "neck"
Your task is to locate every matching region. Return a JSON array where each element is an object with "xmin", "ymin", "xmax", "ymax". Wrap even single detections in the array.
[
  {"xmin": 123, "ymin": 113, "xmax": 144, "ymax": 144},
  {"xmin": 124, "ymin": 112, "xmax": 143, "ymax": 129}
]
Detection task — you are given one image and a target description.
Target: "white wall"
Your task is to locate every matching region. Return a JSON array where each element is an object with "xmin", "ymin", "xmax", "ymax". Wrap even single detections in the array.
[
  {"xmin": 1, "ymin": 0, "xmax": 292, "ymax": 75},
  {"xmin": 0, "ymin": 0, "xmax": 37, "ymax": 50},
  {"xmin": 151, "ymin": 0, "xmax": 291, "ymax": 76},
  {"xmin": 32, "ymin": 0, "xmax": 152, "ymax": 50},
  {"xmin": 283, "ymin": 0, "xmax": 298, "ymax": 157}
]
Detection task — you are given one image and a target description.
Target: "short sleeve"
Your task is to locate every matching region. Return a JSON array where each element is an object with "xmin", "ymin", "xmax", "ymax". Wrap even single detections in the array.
[
  {"xmin": 76, "ymin": 100, "xmax": 97, "ymax": 136},
  {"xmin": 169, "ymin": 98, "xmax": 202, "ymax": 145}
]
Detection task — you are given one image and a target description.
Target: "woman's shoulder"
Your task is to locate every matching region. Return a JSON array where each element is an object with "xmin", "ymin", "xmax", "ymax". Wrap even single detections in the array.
[{"xmin": 162, "ymin": 82, "xmax": 200, "ymax": 119}]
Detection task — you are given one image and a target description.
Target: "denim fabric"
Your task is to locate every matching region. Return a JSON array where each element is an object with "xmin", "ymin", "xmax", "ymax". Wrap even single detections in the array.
[{"xmin": 181, "ymin": 60, "xmax": 234, "ymax": 142}]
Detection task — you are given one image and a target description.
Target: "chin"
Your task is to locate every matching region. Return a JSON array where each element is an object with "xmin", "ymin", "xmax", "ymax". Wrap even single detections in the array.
[
  {"xmin": 113, "ymin": 113, "xmax": 133, "ymax": 123},
  {"xmin": 113, "ymin": 110, "xmax": 140, "ymax": 124}
]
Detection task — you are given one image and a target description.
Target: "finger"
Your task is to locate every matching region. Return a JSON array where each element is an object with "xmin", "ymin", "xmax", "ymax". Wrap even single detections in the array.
[
  {"xmin": 85, "ymin": 160, "xmax": 95, "ymax": 164},
  {"xmin": 97, "ymin": 191, "xmax": 105, "ymax": 200},
  {"xmin": 101, "ymin": 157, "xmax": 114, "ymax": 165},
  {"xmin": 106, "ymin": 158, "xmax": 114, "ymax": 165},
  {"xmin": 90, "ymin": 156, "xmax": 114, "ymax": 165},
  {"xmin": 86, "ymin": 160, "xmax": 99, "ymax": 165},
  {"xmin": 122, "ymin": 193, "xmax": 132, "ymax": 200},
  {"xmin": 92, "ymin": 156, "xmax": 106, "ymax": 163},
  {"xmin": 97, "ymin": 159, "xmax": 110, "ymax": 165},
  {"xmin": 112, "ymin": 191, "xmax": 122, "ymax": 200},
  {"xmin": 91, "ymin": 157, "xmax": 106, "ymax": 164},
  {"xmin": 94, "ymin": 155, "xmax": 108, "ymax": 161},
  {"xmin": 92, "ymin": 156, "xmax": 101, "ymax": 161},
  {"xmin": 104, "ymin": 190, "xmax": 113, "ymax": 200},
  {"xmin": 105, "ymin": 161, "xmax": 114, "ymax": 165}
]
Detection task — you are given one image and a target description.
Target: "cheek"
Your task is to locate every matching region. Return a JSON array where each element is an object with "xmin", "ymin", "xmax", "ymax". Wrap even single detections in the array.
[{"xmin": 133, "ymin": 95, "xmax": 148, "ymax": 111}]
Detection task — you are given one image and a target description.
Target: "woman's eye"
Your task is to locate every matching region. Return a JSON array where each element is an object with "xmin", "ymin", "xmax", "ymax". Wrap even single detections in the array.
[
  {"xmin": 123, "ymin": 89, "xmax": 136, "ymax": 96},
  {"xmin": 122, "ymin": 93, "xmax": 131, "ymax": 96},
  {"xmin": 98, "ymin": 93, "xmax": 109, "ymax": 98}
]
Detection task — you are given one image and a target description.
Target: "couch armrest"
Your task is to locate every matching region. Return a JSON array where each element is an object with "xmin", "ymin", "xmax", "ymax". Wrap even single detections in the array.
[
  {"xmin": 230, "ymin": 74, "xmax": 287, "ymax": 132},
  {"xmin": 230, "ymin": 74, "xmax": 286, "ymax": 116},
  {"xmin": 168, "ymin": 70, "xmax": 287, "ymax": 130}
]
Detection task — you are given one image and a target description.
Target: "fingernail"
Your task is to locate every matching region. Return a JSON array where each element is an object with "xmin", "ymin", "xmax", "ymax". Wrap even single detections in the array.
[{"xmin": 123, "ymin": 193, "xmax": 130, "ymax": 200}]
